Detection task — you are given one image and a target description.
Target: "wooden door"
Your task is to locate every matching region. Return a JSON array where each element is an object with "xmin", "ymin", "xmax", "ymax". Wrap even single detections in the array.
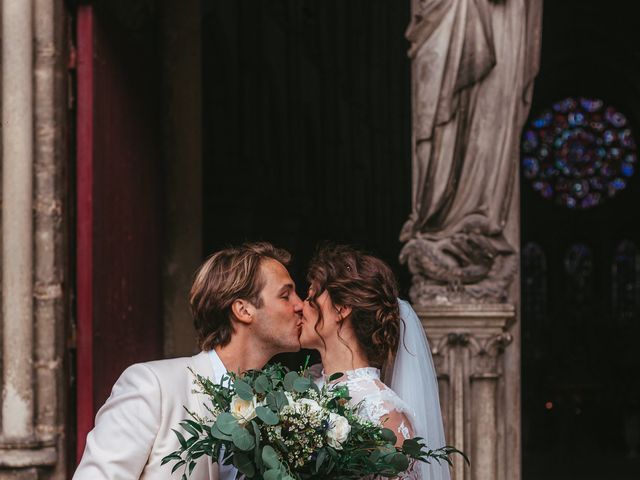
[{"xmin": 75, "ymin": 1, "xmax": 163, "ymax": 461}]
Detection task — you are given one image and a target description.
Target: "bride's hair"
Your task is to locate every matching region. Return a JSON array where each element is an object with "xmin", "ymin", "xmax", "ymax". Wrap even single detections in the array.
[{"xmin": 306, "ymin": 244, "xmax": 400, "ymax": 368}]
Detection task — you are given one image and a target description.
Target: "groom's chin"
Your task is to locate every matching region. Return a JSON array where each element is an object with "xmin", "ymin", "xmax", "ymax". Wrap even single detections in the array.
[{"xmin": 282, "ymin": 341, "xmax": 302, "ymax": 354}]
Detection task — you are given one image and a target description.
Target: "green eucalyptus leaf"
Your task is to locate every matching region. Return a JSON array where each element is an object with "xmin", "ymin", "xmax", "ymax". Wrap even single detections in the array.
[
  {"xmin": 328, "ymin": 372, "xmax": 344, "ymax": 382},
  {"xmin": 216, "ymin": 413, "xmax": 240, "ymax": 435},
  {"xmin": 250, "ymin": 420, "xmax": 261, "ymax": 448},
  {"xmin": 293, "ymin": 376, "xmax": 312, "ymax": 393},
  {"xmin": 231, "ymin": 427, "xmax": 255, "ymax": 451},
  {"xmin": 368, "ymin": 448, "xmax": 382, "ymax": 464},
  {"xmin": 389, "ymin": 452, "xmax": 410, "ymax": 471},
  {"xmin": 265, "ymin": 392, "xmax": 278, "ymax": 411},
  {"xmin": 283, "ymin": 371, "xmax": 299, "ymax": 391},
  {"xmin": 263, "ymin": 469, "xmax": 282, "ymax": 480},
  {"xmin": 380, "ymin": 427, "xmax": 397, "ymax": 444},
  {"xmin": 262, "ymin": 445, "xmax": 281, "ymax": 470},
  {"xmin": 233, "ymin": 452, "xmax": 256, "ymax": 477},
  {"xmin": 254, "ymin": 375, "xmax": 271, "ymax": 394},
  {"xmin": 274, "ymin": 391, "xmax": 289, "ymax": 411},
  {"xmin": 255, "ymin": 406, "xmax": 279, "ymax": 425},
  {"xmin": 210, "ymin": 423, "xmax": 233, "ymax": 441},
  {"xmin": 250, "ymin": 421, "xmax": 263, "ymax": 469},
  {"xmin": 234, "ymin": 379, "xmax": 254, "ymax": 401}
]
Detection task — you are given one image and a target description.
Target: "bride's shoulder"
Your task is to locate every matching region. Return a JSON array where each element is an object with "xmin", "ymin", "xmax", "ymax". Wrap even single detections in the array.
[{"xmin": 373, "ymin": 382, "xmax": 414, "ymax": 416}]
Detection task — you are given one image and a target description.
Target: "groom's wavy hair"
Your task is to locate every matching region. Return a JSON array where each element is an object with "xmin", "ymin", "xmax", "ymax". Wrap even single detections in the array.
[
  {"xmin": 190, "ymin": 242, "xmax": 292, "ymax": 350},
  {"xmin": 306, "ymin": 244, "xmax": 401, "ymax": 368}
]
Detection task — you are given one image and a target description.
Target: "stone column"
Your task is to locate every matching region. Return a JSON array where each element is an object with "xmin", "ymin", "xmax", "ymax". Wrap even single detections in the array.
[
  {"xmin": 2, "ymin": 0, "xmax": 35, "ymax": 446},
  {"xmin": 400, "ymin": 1, "xmax": 543, "ymax": 479},
  {"xmin": 419, "ymin": 306, "xmax": 514, "ymax": 480},
  {"xmin": 1, "ymin": 0, "xmax": 68, "ymax": 478}
]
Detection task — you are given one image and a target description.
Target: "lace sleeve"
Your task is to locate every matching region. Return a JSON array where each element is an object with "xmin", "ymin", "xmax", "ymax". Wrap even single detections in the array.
[
  {"xmin": 372, "ymin": 410, "xmax": 419, "ymax": 480},
  {"xmin": 381, "ymin": 409, "xmax": 415, "ymax": 445},
  {"xmin": 344, "ymin": 376, "xmax": 420, "ymax": 480}
]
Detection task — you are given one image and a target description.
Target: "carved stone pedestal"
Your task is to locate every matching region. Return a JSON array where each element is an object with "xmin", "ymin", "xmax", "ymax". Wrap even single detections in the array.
[{"xmin": 416, "ymin": 304, "xmax": 517, "ymax": 480}]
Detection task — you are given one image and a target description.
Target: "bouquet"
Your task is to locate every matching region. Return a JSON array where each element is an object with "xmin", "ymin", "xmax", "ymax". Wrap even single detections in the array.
[{"xmin": 163, "ymin": 363, "xmax": 464, "ymax": 479}]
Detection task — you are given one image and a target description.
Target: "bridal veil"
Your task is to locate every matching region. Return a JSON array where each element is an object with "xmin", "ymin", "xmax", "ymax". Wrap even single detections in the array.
[{"xmin": 384, "ymin": 299, "xmax": 451, "ymax": 480}]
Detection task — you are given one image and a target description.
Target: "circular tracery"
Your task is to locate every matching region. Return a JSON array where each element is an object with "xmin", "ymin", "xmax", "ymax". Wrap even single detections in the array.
[{"xmin": 522, "ymin": 97, "xmax": 636, "ymax": 209}]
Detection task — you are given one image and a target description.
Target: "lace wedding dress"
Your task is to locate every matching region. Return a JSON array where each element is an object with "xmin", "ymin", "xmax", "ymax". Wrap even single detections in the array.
[
  {"xmin": 334, "ymin": 368, "xmax": 416, "ymax": 444},
  {"xmin": 314, "ymin": 367, "xmax": 419, "ymax": 479}
]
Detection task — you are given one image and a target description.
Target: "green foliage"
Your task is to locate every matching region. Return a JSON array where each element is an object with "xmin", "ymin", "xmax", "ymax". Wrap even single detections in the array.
[
  {"xmin": 163, "ymin": 363, "xmax": 467, "ymax": 479},
  {"xmin": 256, "ymin": 406, "xmax": 279, "ymax": 425}
]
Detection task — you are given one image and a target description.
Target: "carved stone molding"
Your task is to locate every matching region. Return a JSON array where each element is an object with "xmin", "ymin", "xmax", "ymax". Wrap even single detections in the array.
[
  {"xmin": 416, "ymin": 304, "xmax": 516, "ymax": 480},
  {"xmin": 0, "ymin": 438, "xmax": 57, "ymax": 469}
]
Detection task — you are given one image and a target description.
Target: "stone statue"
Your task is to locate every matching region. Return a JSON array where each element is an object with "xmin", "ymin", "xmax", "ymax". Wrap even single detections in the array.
[{"xmin": 400, "ymin": 0, "xmax": 543, "ymax": 305}]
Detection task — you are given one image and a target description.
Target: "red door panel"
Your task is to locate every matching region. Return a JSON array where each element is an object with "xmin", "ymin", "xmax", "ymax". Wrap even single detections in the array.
[{"xmin": 76, "ymin": 2, "xmax": 163, "ymax": 461}]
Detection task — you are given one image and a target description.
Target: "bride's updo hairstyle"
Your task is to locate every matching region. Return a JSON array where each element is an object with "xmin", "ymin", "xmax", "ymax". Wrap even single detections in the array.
[{"xmin": 306, "ymin": 245, "xmax": 401, "ymax": 368}]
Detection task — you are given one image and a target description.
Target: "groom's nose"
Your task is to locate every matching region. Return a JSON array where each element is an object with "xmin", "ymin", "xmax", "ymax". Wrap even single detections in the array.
[{"xmin": 291, "ymin": 292, "xmax": 303, "ymax": 314}]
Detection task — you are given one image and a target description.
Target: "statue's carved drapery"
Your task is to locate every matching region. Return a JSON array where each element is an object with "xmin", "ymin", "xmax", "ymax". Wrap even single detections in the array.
[{"xmin": 400, "ymin": 0, "xmax": 543, "ymax": 304}]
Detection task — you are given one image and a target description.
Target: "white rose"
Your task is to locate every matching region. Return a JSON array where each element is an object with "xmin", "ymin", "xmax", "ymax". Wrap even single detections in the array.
[
  {"xmin": 294, "ymin": 398, "xmax": 323, "ymax": 415},
  {"xmin": 326, "ymin": 412, "xmax": 351, "ymax": 449},
  {"xmin": 229, "ymin": 395, "xmax": 257, "ymax": 425}
]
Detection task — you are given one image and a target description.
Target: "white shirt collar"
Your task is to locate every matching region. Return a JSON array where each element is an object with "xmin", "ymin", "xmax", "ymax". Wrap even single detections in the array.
[{"xmin": 207, "ymin": 349, "xmax": 228, "ymax": 384}]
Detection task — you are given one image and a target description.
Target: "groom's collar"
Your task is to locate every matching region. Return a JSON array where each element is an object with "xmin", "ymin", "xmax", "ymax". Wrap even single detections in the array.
[{"xmin": 207, "ymin": 349, "xmax": 228, "ymax": 382}]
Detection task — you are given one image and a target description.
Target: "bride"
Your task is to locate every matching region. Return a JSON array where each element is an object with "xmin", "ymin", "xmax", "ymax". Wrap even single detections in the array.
[{"xmin": 300, "ymin": 245, "xmax": 451, "ymax": 480}]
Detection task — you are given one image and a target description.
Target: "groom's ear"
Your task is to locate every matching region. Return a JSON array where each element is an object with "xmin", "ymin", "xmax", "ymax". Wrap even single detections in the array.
[{"xmin": 231, "ymin": 299, "xmax": 255, "ymax": 325}]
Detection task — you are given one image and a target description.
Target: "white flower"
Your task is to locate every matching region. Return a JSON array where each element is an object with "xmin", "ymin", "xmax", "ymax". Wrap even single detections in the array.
[
  {"xmin": 229, "ymin": 395, "xmax": 257, "ymax": 425},
  {"xmin": 293, "ymin": 398, "xmax": 323, "ymax": 415},
  {"xmin": 326, "ymin": 412, "xmax": 351, "ymax": 449},
  {"xmin": 284, "ymin": 392, "xmax": 295, "ymax": 406}
]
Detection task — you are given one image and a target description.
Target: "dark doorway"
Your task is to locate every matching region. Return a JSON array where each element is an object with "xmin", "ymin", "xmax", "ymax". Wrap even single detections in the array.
[
  {"xmin": 201, "ymin": 1, "xmax": 412, "ymax": 306},
  {"xmin": 521, "ymin": 1, "xmax": 640, "ymax": 478}
]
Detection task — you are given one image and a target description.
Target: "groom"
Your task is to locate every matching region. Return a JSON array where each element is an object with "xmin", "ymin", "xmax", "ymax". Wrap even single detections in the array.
[{"xmin": 73, "ymin": 242, "xmax": 304, "ymax": 480}]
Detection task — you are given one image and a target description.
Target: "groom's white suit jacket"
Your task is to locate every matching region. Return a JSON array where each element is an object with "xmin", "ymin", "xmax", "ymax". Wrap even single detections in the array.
[{"xmin": 73, "ymin": 350, "xmax": 235, "ymax": 480}]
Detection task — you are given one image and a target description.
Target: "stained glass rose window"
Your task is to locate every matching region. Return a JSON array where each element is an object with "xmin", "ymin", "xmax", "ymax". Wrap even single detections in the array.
[{"xmin": 521, "ymin": 97, "xmax": 636, "ymax": 209}]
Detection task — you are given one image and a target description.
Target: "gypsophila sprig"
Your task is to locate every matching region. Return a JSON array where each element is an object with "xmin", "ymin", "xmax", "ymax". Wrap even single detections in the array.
[{"xmin": 163, "ymin": 363, "xmax": 467, "ymax": 479}]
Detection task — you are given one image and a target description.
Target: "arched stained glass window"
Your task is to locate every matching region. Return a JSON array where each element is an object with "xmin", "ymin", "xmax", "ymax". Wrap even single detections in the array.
[
  {"xmin": 522, "ymin": 97, "xmax": 637, "ymax": 209},
  {"xmin": 562, "ymin": 244, "xmax": 595, "ymax": 366},
  {"xmin": 612, "ymin": 240, "xmax": 640, "ymax": 326},
  {"xmin": 564, "ymin": 244, "xmax": 594, "ymax": 301}
]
